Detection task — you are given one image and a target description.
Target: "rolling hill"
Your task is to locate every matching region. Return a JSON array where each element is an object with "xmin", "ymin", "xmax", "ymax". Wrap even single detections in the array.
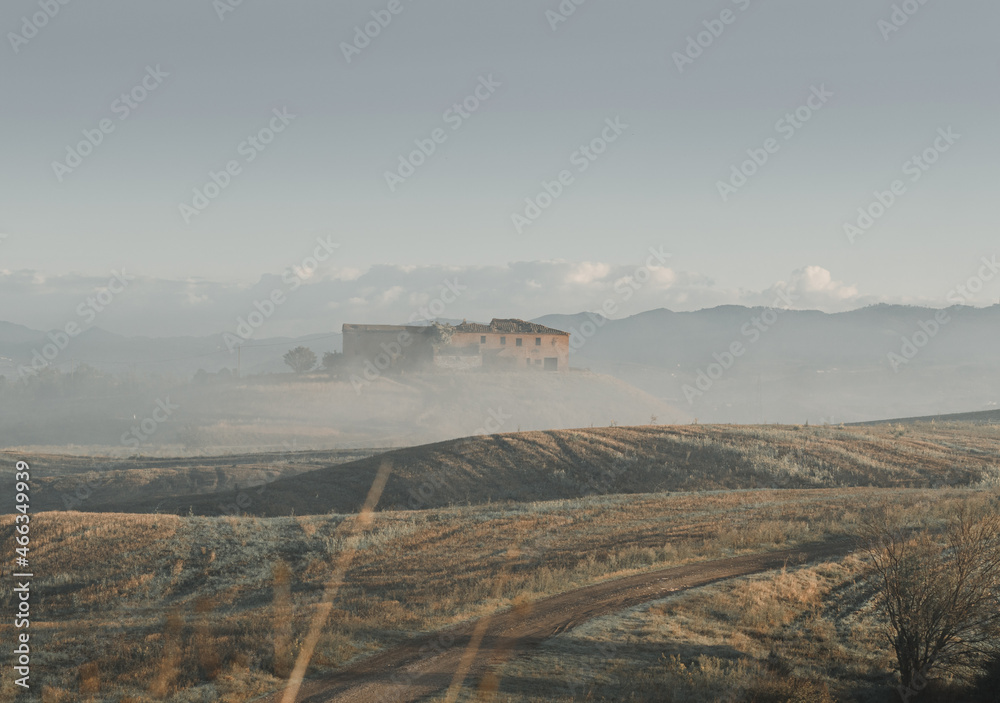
[{"xmin": 43, "ymin": 422, "xmax": 1000, "ymax": 517}]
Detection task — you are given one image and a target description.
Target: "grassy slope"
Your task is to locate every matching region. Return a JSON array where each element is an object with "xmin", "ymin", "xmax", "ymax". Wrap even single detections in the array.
[
  {"xmin": 475, "ymin": 557, "xmax": 879, "ymax": 703},
  {"xmin": 1, "ymin": 449, "xmax": 377, "ymax": 513},
  {"xmin": 852, "ymin": 407, "xmax": 1000, "ymax": 425},
  {"xmin": 72, "ymin": 423, "xmax": 1000, "ymax": 517},
  {"xmin": 0, "ymin": 487, "xmax": 968, "ymax": 703},
  {"xmin": 2, "ymin": 488, "xmax": 993, "ymax": 702}
]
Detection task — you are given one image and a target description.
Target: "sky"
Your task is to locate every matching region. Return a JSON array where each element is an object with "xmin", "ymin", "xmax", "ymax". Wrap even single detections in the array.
[{"xmin": 1, "ymin": 0, "xmax": 998, "ymax": 337}]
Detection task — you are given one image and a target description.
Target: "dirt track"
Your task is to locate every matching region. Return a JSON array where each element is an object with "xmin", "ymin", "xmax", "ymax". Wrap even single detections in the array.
[{"xmin": 261, "ymin": 538, "xmax": 854, "ymax": 703}]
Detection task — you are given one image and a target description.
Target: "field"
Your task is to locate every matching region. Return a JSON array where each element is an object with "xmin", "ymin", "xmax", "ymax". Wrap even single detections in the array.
[
  {"xmin": 0, "ymin": 422, "xmax": 998, "ymax": 701},
  {"xmin": 5, "ymin": 449, "xmax": 376, "ymax": 514},
  {"xmin": 11, "ymin": 422, "xmax": 1000, "ymax": 518}
]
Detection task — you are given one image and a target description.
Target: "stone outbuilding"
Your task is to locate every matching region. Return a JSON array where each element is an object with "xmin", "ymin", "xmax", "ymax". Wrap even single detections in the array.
[{"xmin": 341, "ymin": 318, "xmax": 570, "ymax": 372}]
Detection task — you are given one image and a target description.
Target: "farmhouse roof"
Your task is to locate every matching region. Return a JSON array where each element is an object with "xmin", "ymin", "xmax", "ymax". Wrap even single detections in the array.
[
  {"xmin": 453, "ymin": 318, "xmax": 568, "ymax": 335},
  {"xmin": 342, "ymin": 324, "xmax": 436, "ymax": 333}
]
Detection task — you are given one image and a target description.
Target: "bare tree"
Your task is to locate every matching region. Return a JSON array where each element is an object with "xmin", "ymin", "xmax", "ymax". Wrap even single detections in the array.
[{"xmin": 861, "ymin": 501, "xmax": 1000, "ymax": 699}]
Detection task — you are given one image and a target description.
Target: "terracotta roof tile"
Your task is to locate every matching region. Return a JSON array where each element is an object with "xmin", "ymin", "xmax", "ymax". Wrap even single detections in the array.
[
  {"xmin": 453, "ymin": 318, "xmax": 568, "ymax": 335},
  {"xmin": 343, "ymin": 319, "xmax": 568, "ymax": 336}
]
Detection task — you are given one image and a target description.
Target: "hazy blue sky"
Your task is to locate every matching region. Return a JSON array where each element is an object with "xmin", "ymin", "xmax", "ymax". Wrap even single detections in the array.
[{"xmin": 2, "ymin": 0, "xmax": 998, "ymax": 336}]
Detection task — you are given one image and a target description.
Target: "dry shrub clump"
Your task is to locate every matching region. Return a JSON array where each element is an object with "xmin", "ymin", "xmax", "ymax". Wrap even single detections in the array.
[
  {"xmin": 744, "ymin": 676, "xmax": 836, "ymax": 703},
  {"xmin": 0, "ymin": 486, "xmax": 989, "ymax": 700},
  {"xmin": 737, "ymin": 567, "xmax": 824, "ymax": 631}
]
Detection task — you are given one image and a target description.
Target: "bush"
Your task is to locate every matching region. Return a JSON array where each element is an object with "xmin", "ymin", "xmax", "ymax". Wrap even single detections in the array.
[
  {"xmin": 283, "ymin": 346, "xmax": 317, "ymax": 373},
  {"xmin": 746, "ymin": 676, "xmax": 835, "ymax": 703},
  {"xmin": 860, "ymin": 502, "xmax": 1000, "ymax": 694}
]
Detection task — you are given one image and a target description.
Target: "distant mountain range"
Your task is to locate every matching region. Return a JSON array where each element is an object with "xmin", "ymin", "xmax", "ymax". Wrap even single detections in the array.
[
  {"xmin": 3, "ymin": 303, "xmax": 999, "ymax": 424},
  {"xmin": 536, "ymin": 304, "xmax": 1000, "ymax": 423},
  {"xmin": 536, "ymin": 304, "xmax": 1000, "ymax": 369}
]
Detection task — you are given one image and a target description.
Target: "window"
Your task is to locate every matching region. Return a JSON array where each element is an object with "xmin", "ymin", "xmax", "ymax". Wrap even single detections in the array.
[
  {"xmin": 480, "ymin": 335, "xmax": 486, "ymax": 344},
  {"xmin": 535, "ymin": 337, "xmax": 541, "ymax": 346},
  {"xmin": 515, "ymin": 338, "xmax": 522, "ymax": 347},
  {"xmin": 500, "ymin": 336, "xmax": 506, "ymax": 345}
]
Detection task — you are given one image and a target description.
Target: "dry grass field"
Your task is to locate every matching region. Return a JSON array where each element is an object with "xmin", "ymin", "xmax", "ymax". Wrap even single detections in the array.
[
  {"xmin": 0, "ymin": 485, "xmax": 994, "ymax": 701},
  {"xmin": 470, "ymin": 557, "xmax": 876, "ymax": 702},
  {"xmin": 0, "ymin": 449, "xmax": 376, "ymax": 513},
  {"xmin": 52, "ymin": 421, "xmax": 1000, "ymax": 517},
  {"xmin": 0, "ymin": 422, "xmax": 997, "ymax": 701},
  {"xmin": 473, "ymin": 520, "xmax": 997, "ymax": 703}
]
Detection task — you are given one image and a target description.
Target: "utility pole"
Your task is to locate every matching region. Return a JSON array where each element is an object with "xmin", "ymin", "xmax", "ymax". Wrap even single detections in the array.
[{"xmin": 757, "ymin": 374, "xmax": 763, "ymax": 424}]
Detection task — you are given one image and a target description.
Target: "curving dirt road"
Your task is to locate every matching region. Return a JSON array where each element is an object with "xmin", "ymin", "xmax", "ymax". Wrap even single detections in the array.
[{"xmin": 262, "ymin": 538, "xmax": 853, "ymax": 703}]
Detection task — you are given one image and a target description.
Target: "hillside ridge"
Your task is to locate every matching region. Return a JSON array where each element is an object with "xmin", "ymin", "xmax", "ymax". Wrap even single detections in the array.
[{"xmin": 46, "ymin": 422, "xmax": 1000, "ymax": 517}]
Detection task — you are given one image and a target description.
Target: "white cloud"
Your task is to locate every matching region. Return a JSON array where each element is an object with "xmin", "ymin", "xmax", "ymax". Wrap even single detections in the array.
[
  {"xmin": 328, "ymin": 267, "xmax": 363, "ymax": 282},
  {"xmin": 565, "ymin": 262, "xmax": 612, "ymax": 285},
  {"xmin": 752, "ymin": 266, "xmax": 866, "ymax": 311},
  {"xmin": 0, "ymin": 261, "xmax": 960, "ymax": 338},
  {"xmin": 377, "ymin": 285, "xmax": 405, "ymax": 304}
]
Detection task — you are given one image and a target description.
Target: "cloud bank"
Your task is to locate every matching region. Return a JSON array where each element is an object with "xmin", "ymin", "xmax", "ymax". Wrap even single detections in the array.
[{"xmin": 0, "ymin": 258, "xmax": 962, "ymax": 339}]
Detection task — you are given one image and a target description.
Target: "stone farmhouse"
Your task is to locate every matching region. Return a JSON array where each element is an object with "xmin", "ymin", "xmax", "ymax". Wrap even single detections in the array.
[{"xmin": 342, "ymin": 318, "xmax": 570, "ymax": 372}]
